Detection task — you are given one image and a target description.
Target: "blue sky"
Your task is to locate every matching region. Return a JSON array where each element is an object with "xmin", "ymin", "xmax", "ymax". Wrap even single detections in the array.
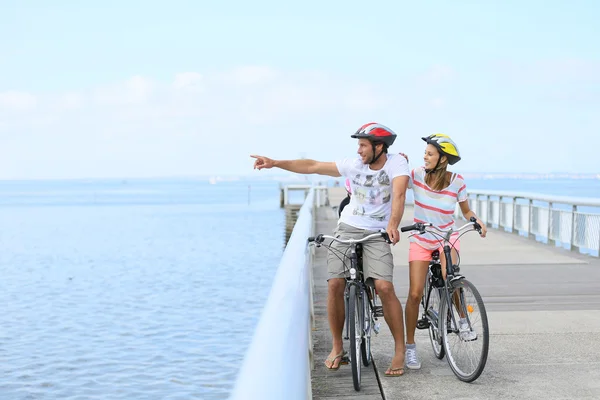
[{"xmin": 1, "ymin": 0, "xmax": 598, "ymax": 179}]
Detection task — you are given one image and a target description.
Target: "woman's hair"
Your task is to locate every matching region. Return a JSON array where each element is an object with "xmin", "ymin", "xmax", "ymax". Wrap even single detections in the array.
[{"xmin": 425, "ymin": 151, "xmax": 450, "ymax": 191}]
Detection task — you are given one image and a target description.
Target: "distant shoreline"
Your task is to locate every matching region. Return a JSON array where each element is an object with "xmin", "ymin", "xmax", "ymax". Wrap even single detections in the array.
[
  {"xmin": 0, "ymin": 173, "xmax": 599, "ymax": 184},
  {"xmin": 203, "ymin": 173, "xmax": 600, "ymax": 183}
]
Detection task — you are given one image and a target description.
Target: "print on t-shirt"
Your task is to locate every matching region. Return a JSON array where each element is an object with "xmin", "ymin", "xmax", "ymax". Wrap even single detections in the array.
[
  {"xmin": 349, "ymin": 170, "xmax": 393, "ymax": 222},
  {"xmin": 336, "ymin": 154, "xmax": 410, "ymax": 231}
]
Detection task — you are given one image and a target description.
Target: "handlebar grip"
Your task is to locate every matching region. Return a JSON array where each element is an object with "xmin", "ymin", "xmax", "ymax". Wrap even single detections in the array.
[
  {"xmin": 381, "ymin": 231, "xmax": 392, "ymax": 244},
  {"xmin": 470, "ymin": 216, "xmax": 483, "ymax": 233},
  {"xmin": 400, "ymin": 224, "xmax": 417, "ymax": 233},
  {"xmin": 307, "ymin": 234, "xmax": 324, "ymax": 244}
]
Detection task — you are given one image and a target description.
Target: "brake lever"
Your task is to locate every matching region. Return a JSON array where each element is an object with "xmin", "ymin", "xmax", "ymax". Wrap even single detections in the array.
[
  {"xmin": 379, "ymin": 229, "xmax": 392, "ymax": 244},
  {"xmin": 469, "ymin": 216, "xmax": 483, "ymax": 234},
  {"xmin": 416, "ymin": 223, "xmax": 427, "ymax": 235}
]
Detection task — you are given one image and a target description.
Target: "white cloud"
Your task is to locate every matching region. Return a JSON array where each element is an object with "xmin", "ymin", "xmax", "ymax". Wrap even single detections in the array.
[
  {"xmin": 226, "ymin": 66, "xmax": 279, "ymax": 85},
  {"xmin": 492, "ymin": 59, "xmax": 600, "ymax": 84},
  {"xmin": 1, "ymin": 63, "xmax": 598, "ymax": 179},
  {"xmin": 419, "ymin": 65, "xmax": 456, "ymax": 84},
  {"xmin": 430, "ymin": 97, "xmax": 445, "ymax": 108},
  {"xmin": 93, "ymin": 75, "xmax": 153, "ymax": 106},
  {"xmin": 0, "ymin": 66, "xmax": 397, "ymax": 179},
  {"xmin": 58, "ymin": 92, "xmax": 85, "ymax": 110},
  {"xmin": 0, "ymin": 91, "xmax": 37, "ymax": 111},
  {"xmin": 172, "ymin": 72, "xmax": 203, "ymax": 90}
]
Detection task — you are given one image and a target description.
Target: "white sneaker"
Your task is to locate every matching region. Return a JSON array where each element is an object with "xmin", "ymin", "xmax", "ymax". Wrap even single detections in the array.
[
  {"xmin": 459, "ymin": 318, "xmax": 477, "ymax": 341},
  {"xmin": 405, "ymin": 347, "xmax": 421, "ymax": 370}
]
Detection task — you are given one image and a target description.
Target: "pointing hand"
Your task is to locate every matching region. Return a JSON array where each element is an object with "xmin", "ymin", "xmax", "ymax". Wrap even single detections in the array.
[{"xmin": 251, "ymin": 155, "xmax": 275, "ymax": 170}]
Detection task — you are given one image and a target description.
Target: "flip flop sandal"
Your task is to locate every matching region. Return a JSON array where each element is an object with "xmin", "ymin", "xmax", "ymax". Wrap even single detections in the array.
[
  {"xmin": 324, "ymin": 350, "xmax": 347, "ymax": 370},
  {"xmin": 384, "ymin": 367, "xmax": 405, "ymax": 377}
]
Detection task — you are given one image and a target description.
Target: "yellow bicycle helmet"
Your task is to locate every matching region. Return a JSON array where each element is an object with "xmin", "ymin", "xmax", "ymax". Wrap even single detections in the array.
[{"xmin": 422, "ymin": 133, "xmax": 461, "ymax": 165}]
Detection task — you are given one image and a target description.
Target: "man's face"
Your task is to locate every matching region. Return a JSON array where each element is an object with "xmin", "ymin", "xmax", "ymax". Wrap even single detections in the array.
[{"xmin": 357, "ymin": 138, "xmax": 381, "ymax": 164}]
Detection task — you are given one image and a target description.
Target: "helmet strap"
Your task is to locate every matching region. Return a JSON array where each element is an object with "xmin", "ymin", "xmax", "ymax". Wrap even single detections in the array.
[
  {"xmin": 370, "ymin": 143, "xmax": 385, "ymax": 164},
  {"xmin": 425, "ymin": 155, "xmax": 442, "ymax": 174}
]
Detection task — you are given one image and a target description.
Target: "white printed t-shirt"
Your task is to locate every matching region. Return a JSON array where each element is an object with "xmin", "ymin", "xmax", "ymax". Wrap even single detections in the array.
[
  {"xmin": 336, "ymin": 154, "xmax": 410, "ymax": 231},
  {"xmin": 409, "ymin": 166, "xmax": 468, "ymax": 250}
]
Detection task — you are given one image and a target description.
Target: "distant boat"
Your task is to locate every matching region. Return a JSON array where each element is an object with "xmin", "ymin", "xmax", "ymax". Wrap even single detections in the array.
[{"xmin": 209, "ymin": 177, "xmax": 217, "ymax": 184}]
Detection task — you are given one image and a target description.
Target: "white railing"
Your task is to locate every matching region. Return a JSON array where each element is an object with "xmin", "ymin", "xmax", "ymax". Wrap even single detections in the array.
[
  {"xmin": 230, "ymin": 188, "xmax": 317, "ymax": 400},
  {"xmin": 455, "ymin": 190, "xmax": 600, "ymax": 257},
  {"xmin": 280, "ymin": 183, "xmax": 330, "ymax": 207}
]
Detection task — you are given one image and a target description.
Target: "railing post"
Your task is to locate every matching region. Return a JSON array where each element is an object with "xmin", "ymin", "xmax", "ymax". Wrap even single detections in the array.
[
  {"xmin": 570, "ymin": 205, "xmax": 578, "ymax": 252},
  {"xmin": 598, "ymin": 217, "xmax": 600, "ymax": 257},
  {"xmin": 528, "ymin": 199, "xmax": 533, "ymax": 238},
  {"xmin": 512, "ymin": 198, "xmax": 516, "ymax": 233},
  {"xmin": 512, "ymin": 197, "xmax": 519, "ymax": 235},
  {"xmin": 485, "ymin": 195, "xmax": 494, "ymax": 226},
  {"xmin": 547, "ymin": 202, "xmax": 554, "ymax": 246},
  {"xmin": 498, "ymin": 196, "xmax": 503, "ymax": 230}
]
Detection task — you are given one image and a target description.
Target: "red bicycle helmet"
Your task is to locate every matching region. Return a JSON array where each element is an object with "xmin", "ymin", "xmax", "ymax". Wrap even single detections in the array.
[{"xmin": 351, "ymin": 122, "xmax": 397, "ymax": 147}]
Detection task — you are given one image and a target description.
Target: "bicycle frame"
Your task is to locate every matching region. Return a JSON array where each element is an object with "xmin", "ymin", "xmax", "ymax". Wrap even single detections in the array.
[
  {"xmin": 343, "ymin": 243, "xmax": 378, "ymax": 341},
  {"xmin": 405, "ymin": 218, "xmax": 482, "ymax": 336},
  {"xmin": 308, "ymin": 229, "xmax": 390, "ymax": 390},
  {"xmin": 343, "ymin": 244, "xmax": 361, "ymax": 341},
  {"xmin": 402, "ymin": 217, "xmax": 489, "ymax": 382}
]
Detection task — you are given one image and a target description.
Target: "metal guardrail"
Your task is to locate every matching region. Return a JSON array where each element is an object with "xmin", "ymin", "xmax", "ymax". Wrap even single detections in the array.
[
  {"xmin": 280, "ymin": 183, "xmax": 330, "ymax": 207},
  {"xmin": 455, "ymin": 189, "xmax": 600, "ymax": 257},
  {"xmin": 230, "ymin": 187, "xmax": 318, "ymax": 400}
]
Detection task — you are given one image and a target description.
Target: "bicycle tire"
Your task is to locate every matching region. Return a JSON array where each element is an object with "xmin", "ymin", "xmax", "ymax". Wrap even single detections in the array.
[
  {"xmin": 423, "ymin": 278, "xmax": 445, "ymax": 360},
  {"xmin": 440, "ymin": 278, "xmax": 489, "ymax": 382},
  {"xmin": 348, "ymin": 284, "xmax": 362, "ymax": 391},
  {"xmin": 361, "ymin": 286, "xmax": 372, "ymax": 366}
]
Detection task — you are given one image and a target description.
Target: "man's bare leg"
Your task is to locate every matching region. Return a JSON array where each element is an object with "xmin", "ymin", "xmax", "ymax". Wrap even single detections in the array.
[
  {"xmin": 374, "ymin": 279, "xmax": 406, "ymax": 375},
  {"xmin": 325, "ymin": 278, "xmax": 346, "ymax": 369}
]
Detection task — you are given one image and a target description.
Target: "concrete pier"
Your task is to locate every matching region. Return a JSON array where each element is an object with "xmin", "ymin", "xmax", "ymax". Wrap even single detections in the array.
[{"xmin": 310, "ymin": 189, "xmax": 600, "ymax": 400}]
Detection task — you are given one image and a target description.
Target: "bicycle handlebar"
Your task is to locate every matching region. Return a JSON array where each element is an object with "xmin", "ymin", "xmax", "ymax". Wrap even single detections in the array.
[
  {"xmin": 308, "ymin": 229, "xmax": 391, "ymax": 245},
  {"xmin": 400, "ymin": 216, "xmax": 483, "ymax": 235}
]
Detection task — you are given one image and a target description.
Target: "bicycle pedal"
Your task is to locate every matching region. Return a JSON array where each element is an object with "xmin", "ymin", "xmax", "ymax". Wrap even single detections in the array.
[
  {"xmin": 373, "ymin": 322, "xmax": 381, "ymax": 335},
  {"xmin": 374, "ymin": 305, "xmax": 384, "ymax": 317},
  {"xmin": 416, "ymin": 318, "xmax": 430, "ymax": 330}
]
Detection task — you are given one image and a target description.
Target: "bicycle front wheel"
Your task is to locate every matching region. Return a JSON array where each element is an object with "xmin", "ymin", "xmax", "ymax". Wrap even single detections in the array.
[
  {"xmin": 361, "ymin": 286, "xmax": 372, "ymax": 367},
  {"xmin": 440, "ymin": 278, "xmax": 489, "ymax": 382},
  {"xmin": 348, "ymin": 284, "xmax": 362, "ymax": 391}
]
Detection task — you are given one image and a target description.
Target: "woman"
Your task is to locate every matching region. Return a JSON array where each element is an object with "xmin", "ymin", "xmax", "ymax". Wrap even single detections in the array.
[{"xmin": 404, "ymin": 133, "xmax": 487, "ymax": 370}]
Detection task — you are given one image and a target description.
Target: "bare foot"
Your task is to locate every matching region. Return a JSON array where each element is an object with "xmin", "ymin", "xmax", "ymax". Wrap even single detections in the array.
[{"xmin": 384, "ymin": 352, "xmax": 405, "ymax": 376}]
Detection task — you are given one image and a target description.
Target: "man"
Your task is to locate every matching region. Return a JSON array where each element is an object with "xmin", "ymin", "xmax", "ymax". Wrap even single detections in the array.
[{"xmin": 251, "ymin": 122, "xmax": 410, "ymax": 376}]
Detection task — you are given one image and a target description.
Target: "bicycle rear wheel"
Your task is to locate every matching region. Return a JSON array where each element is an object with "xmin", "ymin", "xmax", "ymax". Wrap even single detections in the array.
[
  {"xmin": 440, "ymin": 278, "xmax": 489, "ymax": 382},
  {"xmin": 348, "ymin": 284, "xmax": 362, "ymax": 391},
  {"xmin": 423, "ymin": 278, "xmax": 445, "ymax": 360}
]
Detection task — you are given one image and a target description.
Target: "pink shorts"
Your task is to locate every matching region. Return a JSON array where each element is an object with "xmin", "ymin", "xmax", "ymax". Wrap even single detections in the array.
[{"xmin": 409, "ymin": 240, "xmax": 461, "ymax": 262}]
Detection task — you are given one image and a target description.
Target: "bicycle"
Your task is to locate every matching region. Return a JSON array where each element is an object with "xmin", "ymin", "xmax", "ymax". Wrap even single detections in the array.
[
  {"xmin": 400, "ymin": 216, "xmax": 489, "ymax": 382},
  {"xmin": 307, "ymin": 229, "xmax": 390, "ymax": 391}
]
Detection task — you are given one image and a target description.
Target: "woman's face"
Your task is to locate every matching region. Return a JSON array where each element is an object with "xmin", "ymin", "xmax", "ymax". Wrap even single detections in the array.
[{"xmin": 424, "ymin": 144, "xmax": 440, "ymax": 169}]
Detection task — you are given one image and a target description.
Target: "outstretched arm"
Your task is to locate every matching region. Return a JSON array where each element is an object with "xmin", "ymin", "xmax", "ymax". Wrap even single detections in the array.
[{"xmin": 251, "ymin": 155, "xmax": 341, "ymax": 177}]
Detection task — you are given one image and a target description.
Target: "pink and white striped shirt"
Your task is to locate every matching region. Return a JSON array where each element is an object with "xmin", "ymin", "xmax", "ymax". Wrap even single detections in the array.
[{"xmin": 409, "ymin": 166, "xmax": 468, "ymax": 250}]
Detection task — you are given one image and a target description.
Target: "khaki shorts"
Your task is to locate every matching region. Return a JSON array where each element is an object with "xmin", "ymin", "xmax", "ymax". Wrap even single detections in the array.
[{"xmin": 326, "ymin": 222, "xmax": 394, "ymax": 284}]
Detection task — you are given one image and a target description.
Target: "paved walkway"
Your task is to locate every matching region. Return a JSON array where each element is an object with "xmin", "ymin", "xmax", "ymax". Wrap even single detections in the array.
[{"xmin": 311, "ymin": 191, "xmax": 600, "ymax": 399}]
